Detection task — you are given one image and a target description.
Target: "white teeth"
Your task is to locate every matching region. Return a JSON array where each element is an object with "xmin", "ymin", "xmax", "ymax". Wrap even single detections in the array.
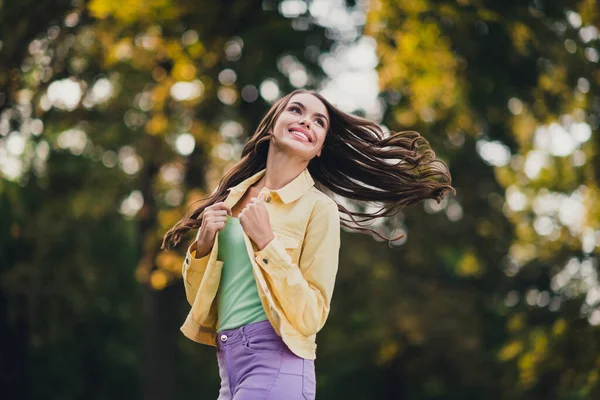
[{"xmin": 290, "ymin": 130, "xmax": 310, "ymax": 142}]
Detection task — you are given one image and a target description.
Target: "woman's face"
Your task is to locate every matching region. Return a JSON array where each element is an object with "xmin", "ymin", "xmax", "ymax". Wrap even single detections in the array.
[{"xmin": 270, "ymin": 93, "xmax": 329, "ymax": 160}]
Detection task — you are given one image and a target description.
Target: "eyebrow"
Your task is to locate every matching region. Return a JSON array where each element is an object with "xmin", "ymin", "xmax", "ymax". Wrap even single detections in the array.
[{"xmin": 289, "ymin": 101, "xmax": 329, "ymax": 125}]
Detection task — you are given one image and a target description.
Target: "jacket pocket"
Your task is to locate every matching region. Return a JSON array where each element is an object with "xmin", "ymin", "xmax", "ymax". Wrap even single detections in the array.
[
  {"xmin": 273, "ymin": 231, "xmax": 301, "ymax": 261},
  {"xmin": 273, "ymin": 231, "xmax": 300, "ymax": 249}
]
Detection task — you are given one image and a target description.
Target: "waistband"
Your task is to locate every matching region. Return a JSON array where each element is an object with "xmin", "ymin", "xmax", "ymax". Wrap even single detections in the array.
[{"xmin": 216, "ymin": 320, "xmax": 276, "ymax": 349}]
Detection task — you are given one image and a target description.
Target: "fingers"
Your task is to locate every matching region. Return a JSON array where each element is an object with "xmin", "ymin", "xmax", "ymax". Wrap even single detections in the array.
[
  {"xmin": 206, "ymin": 209, "xmax": 229, "ymax": 217},
  {"xmin": 208, "ymin": 220, "xmax": 226, "ymax": 231},
  {"xmin": 202, "ymin": 215, "xmax": 227, "ymax": 225},
  {"xmin": 202, "ymin": 202, "xmax": 231, "ymax": 233},
  {"xmin": 209, "ymin": 201, "xmax": 232, "ymax": 216},
  {"xmin": 196, "ymin": 202, "xmax": 232, "ymax": 252},
  {"xmin": 204, "ymin": 215, "xmax": 227, "ymax": 234}
]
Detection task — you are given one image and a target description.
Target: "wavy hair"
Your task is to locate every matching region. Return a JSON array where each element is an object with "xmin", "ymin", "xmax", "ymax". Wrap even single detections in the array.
[{"xmin": 162, "ymin": 89, "xmax": 455, "ymax": 249}]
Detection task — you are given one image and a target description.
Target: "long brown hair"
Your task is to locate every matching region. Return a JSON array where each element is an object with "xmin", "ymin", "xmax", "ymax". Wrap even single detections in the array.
[{"xmin": 162, "ymin": 89, "xmax": 455, "ymax": 250}]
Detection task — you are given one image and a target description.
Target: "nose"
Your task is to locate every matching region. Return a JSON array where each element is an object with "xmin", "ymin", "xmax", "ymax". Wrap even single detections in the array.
[{"xmin": 299, "ymin": 119, "xmax": 310, "ymax": 128}]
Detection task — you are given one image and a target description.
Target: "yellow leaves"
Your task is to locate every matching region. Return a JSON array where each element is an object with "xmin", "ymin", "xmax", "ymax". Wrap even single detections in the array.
[
  {"xmin": 135, "ymin": 251, "xmax": 184, "ymax": 290},
  {"xmin": 146, "ymin": 113, "xmax": 169, "ymax": 135},
  {"xmin": 394, "ymin": 109, "xmax": 418, "ymax": 126},
  {"xmin": 152, "ymin": 67, "xmax": 167, "ymax": 82},
  {"xmin": 165, "ymin": 40, "xmax": 186, "ymax": 61},
  {"xmin": 172, "ymin": 61, "xmax": 197, "ymax": 81},
  {"xmin": 552, "ymin": 319, "xmax": 567, "ymax": 336},
  {"xmin": 495, "ymin": 166, "xmax": 517, "ymax": 189},
  {"xmin": 151, "ymin": 82, "xmax": 170, "ymax": 108},
  {"xmin": 150, "ymin": 269, "xmax": 169, "ymax": 290},
  {"xmin": 456, "ymin": 249, "xmax": 484, "ymax": 277},
  {"xmin": 88, "ymin": 0, "xmax": 114, "ymax": 20},
  {"xmin": 583, "ymin": 185, "xmax": 600, "ymax": 226},
  {"xmin": 372, "ymin": 261, "xmax": 392, "ymax": 280},
  {"xmin": 156, "ymin": 252, "xmax": 184, "ymax": 276},
  {"xmin": 509, "ymin": 242, "xmax": 537, "ymax": 265},
  {"xmin": 202, "ymin": 51, "xmax": 220, "ymax": 69},
  {"xmin": 475, "ymin": 218, "xmax": 494, "ymax": 238},
  {"xmin": 383, "ymin": 21, "xmax": 458, "ymax": 113},
  {"xmin": 577, "ymin": 0, "xmax": 599, "ymax": 24},
  {"xmin": 367, "ymin": 5, "xmax": 472, "ymax": 130},
  {"xmin": 499, "ymin": 329, "xmax": 552, "ymax": 388},
  {"xmin": 438, "ymin": 4, "xmax": 458, "ymax": 19},
  {"xmin": 511, "ymin": 110, "xmax": 538, "ymax": 150},
  {"xmin": 157, "ymin": 209, "xmax": 184, "ymax": 232},
  {"xmin": 507, "ymin": 313, "xmax": 525, "ymax": 333},
  {"xmin": 515, "ymin": 222, "xmax": 536, "ymax": 241},
  {"xmin": 187, "ymin": 42, "xmax": 206, "ymax": 59},
  {"xmin": 538, "ymin": 66, "xmax": 569, "ymax": 95},
  {"xmin": 108, "ymin": 39, "xmax": 134, "ymax": 65},
  {"xmin": 396, "ymin": 30, "xmax": 419, "ymax": 54},
  {"xmin": 532, "ymin": 331, "xmax": 548, "ymax": 353},
  {"xmin": 517, "ymin": 352, "xmax": 537, "ymax": 387},
  {"xmin": 516, "ymin": 330, "xmax": 549, "ymax": 387},
  {"xmin": 396, "ymin": 0, "xmax": 429, "ymax": 14},
  {"xmin": 376, "ymin": 340, "xmax": 400, "ymax": 366},
  {"xmin": 89, "ymin": 0, "xmax": 179, "ymax": 23},
  {"xmin": 135, "ymin": 260, "xmax": 151, "ymax": 283},
  {"xmin": 498, "ymin": 340, "xmax": 523, "ymax": 361},
  {"xmin": 476, "ymin": 8, "xmax": 502, "ymax": 22},
  {"xmin": 509, "ymin": 22, "xmax": 535, "ymax": 55}
]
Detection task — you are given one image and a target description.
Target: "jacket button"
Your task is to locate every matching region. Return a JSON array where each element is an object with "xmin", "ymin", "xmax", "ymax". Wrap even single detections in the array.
[
  {"xmin": 265, "ymin": 196, "xmax": 271, "ymax": 203},
  {"xmin": 220, "ymin": 334, "xmax": 227, "ymax": 342},
  {"xmin": 262, "ymin": 258, "xmax": 269, "ymax": 264}
]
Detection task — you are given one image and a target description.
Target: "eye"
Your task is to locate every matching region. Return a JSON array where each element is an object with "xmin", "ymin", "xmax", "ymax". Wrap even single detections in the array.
[
  {"xmin": 289, "ymin": 106, "xmax": 301, "ymax": 114},
  {"xmin": 316, "ymin": 119, "xmax": 325, "ymax": 127}
]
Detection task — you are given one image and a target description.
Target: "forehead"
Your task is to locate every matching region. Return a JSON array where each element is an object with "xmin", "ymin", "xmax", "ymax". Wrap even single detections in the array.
[{"xmin": 288, "ymin": 93, "xmax": 328, "ymax": 118}]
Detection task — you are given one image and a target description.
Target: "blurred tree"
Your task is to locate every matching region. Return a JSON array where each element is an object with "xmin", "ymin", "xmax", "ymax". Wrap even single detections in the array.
[
  {"xmin": 2, "ymin": 0, "xmax": 599, "ymax": 399},
  {"xmin": 358, "ymin": 0, "xmax": 599, "ymax": 398}
]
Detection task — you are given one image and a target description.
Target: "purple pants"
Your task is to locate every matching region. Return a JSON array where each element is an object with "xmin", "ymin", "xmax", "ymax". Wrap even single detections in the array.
[{"xmin": 216, "ymin": 320, "xmax": 316, "ymax": 399}]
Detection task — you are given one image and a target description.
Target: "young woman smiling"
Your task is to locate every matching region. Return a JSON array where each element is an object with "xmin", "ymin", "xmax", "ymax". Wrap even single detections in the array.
[{"xmin": 162, "ymin": 89, "xmax": 454, "ymax": 399}]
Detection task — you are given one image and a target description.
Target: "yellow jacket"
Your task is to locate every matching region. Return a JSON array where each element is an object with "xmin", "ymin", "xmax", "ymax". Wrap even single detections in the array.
[{"xmin": 180, "ymin": 167, "xmax": 341, "ymax": 359}]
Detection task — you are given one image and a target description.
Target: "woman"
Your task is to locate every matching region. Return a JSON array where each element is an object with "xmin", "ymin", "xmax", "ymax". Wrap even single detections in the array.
[{"xmin": 162, "ymin": 89, "xmax": 454, "ymax": 399}]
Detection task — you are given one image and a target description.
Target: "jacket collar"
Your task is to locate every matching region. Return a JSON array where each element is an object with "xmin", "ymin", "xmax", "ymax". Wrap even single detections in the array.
[{"xmin": 225, "ymin": 168, "xmax": 315, "ymax": 207}]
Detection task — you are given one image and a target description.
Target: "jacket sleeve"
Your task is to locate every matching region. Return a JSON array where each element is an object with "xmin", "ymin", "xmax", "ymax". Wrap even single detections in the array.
[
  {"xmin": 182, "ymin": 230, "xmax": 211, "ymax": 306},
  {"xmin": 254, "ymin": 200, "xmax": 341, "ymax": 336}
]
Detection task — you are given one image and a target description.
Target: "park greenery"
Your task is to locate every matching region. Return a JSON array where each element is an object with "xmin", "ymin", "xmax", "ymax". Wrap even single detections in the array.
[{"xmin": 1, "ymin": 0, "xmax": 599, "ymax": 399}]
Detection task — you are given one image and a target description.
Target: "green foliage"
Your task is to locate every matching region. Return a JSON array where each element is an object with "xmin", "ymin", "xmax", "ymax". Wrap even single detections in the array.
[{"xmin": 1, "ymin": 0, "xmax": 599, "ymax": 399}]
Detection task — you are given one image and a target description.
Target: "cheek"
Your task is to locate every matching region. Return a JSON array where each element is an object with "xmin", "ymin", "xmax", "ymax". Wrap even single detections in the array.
[
  {"xmin": 315, "ymin": 130, "xmax": 327, "ymax": 147},
  {"xmin": 273, "ymin": 116, "xmax": 291, "ymax": 135}
]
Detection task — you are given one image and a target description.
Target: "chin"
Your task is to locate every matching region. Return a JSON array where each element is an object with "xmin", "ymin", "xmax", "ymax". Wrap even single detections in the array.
[{"xmin": 283, "ymin": 143, "xmax": 314, "ymax": 159}]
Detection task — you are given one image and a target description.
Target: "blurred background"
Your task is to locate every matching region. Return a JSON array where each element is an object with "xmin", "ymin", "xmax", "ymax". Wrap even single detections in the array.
[{"xmin": 0, "ymin": 0, "xmax": 599, "ymax": 399}]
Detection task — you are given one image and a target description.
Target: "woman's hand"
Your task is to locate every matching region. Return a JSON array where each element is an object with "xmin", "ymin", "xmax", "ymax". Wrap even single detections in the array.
[
  {"xmin": 239, "ymin": 194, "xmax": 275, "ymax": 250},
  {"xmin": 195, "ymin": 202, "xmax": 232, "ymax": 258}
]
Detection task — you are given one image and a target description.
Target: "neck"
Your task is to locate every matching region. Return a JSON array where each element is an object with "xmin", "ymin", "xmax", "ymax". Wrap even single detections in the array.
[{"xmin": 253, "ymin": 144, "xmax": 309, "ymax": 191}]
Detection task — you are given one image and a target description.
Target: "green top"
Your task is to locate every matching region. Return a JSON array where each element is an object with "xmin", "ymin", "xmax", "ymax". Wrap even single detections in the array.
[{"xmin": 216, "ymin": 215, "xmax": 268, "ymax": 332}]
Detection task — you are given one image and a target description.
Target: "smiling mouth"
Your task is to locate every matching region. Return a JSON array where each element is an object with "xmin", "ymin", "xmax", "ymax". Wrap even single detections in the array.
[{"xmin": 288, "ymin": 129, "xmax": 312, "ymax": 143}]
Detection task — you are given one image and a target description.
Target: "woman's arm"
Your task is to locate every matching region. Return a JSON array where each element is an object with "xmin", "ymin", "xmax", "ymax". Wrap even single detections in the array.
[
  {"xmin": 182, "ymin": 230, "xmax": 211, "ymax": 306},
  {"xmin": 254, "ymin": 200, "xmax": 341, "ymax": 336}
]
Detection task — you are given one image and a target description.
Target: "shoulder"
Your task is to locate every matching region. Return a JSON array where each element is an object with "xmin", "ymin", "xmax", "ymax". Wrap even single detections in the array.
[
  {"xmin": 302, "ymin": 187, "xmax": 339, "ymax": 226},
  {"xmin": 305, "ymin": 187, "xmax": 338, "ymax": 209}
]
